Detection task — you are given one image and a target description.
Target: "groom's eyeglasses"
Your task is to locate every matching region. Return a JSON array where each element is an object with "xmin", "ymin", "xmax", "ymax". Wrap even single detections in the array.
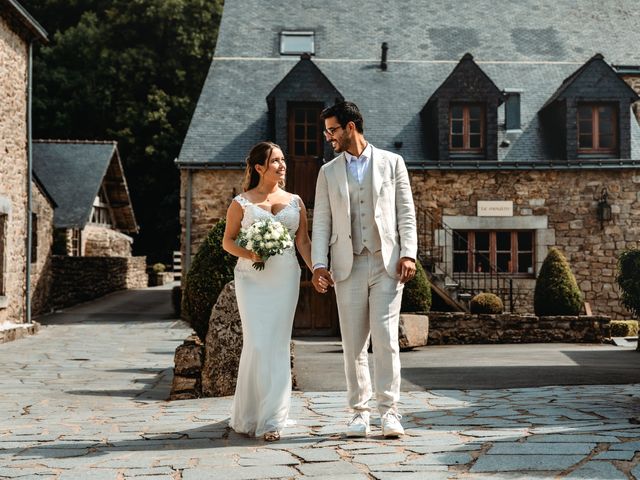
[{"xmin": 323, "ymin": 125, "xmax": 343, "ymax": 137}]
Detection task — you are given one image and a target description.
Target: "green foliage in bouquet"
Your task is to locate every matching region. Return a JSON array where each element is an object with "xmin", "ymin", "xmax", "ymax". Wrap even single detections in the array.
[
  {"xmin": 182, "ymin": 220, "xmax": 236, "ymax": 340},
  {"xmin": 617, "ymin": 249, "xmax": 640, "ymax": 319},
  {"xmin": 470, "ymin": 292, "xmax": 504, "ymax": 314},
  {"xmin": 534, "ymin": 247, "xmax": 583, "ymax": 316},
  {"xmin": 401, "ymin": 261, "xmax": 432, "ymax": 313}
]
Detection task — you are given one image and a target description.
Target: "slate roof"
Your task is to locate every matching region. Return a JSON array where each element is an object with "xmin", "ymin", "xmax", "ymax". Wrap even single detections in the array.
[
  {"xmin": 32, "ymin": 141, "xmax": 137, "ymax": 232},
  {"xmin": 1, "ymin": 0, "xmax": 48, "ymax": 42},
  {"xmin": 178, "ymin": 0, "xmax": 640, "ymax": 168}
]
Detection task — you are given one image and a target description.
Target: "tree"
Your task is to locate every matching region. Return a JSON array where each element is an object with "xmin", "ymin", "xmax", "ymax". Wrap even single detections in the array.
[
  {"xmin": 23, "ymin": 0, "xmax": 223, "ymax": 263},
  {"xmin": 534, "ymin": 247, "xmax": 583, "ymax": 316}
]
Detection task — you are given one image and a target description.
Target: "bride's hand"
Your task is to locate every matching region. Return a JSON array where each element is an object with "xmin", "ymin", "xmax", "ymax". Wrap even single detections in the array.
[{"xmin": 248, "ymin": 251, "xmax": 262, "ymax": 262}]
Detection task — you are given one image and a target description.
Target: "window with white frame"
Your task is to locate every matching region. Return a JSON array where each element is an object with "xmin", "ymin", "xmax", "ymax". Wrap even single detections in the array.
[
  {"xmin": 280, "ymin": 31, "xmax": 315, "ymax": 55},
  {"xmin": 90, "ymin": 190, "xmax": 112, "ymax": 226}
]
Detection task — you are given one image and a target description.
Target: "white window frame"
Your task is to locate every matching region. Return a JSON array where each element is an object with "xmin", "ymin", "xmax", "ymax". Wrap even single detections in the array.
[{"xmin": 280, "ymin": 31, "xmax": 315, "ymax": 55}]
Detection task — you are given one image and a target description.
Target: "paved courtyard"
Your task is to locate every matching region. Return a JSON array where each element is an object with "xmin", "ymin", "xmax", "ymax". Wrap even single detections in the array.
[{"xmin": 2, "ymin": 286, "xmax": 640, "ymax": 479}]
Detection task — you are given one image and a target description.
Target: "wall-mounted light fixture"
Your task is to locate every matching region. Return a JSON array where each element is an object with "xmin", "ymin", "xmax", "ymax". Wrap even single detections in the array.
[{"xmin": 597, "ymin": 187, "xmax": 612, "ymax": 229}]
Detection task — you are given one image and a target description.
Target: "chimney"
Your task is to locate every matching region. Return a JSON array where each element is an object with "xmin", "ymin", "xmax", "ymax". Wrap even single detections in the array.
[{"xmin": 381, "ymin": 42, "xmax": 388, "ymax": 71}]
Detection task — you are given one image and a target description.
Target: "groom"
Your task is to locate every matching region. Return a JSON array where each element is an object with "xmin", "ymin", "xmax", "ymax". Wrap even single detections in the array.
[{"xmin": 311, "ymin": 101, "xmax": 417, "ymax": 438}]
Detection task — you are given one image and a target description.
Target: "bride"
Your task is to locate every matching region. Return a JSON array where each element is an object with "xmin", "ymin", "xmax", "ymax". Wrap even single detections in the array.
[{"xmin": 222, "ymin": 141, "xmax": 312, "ymax": 441}]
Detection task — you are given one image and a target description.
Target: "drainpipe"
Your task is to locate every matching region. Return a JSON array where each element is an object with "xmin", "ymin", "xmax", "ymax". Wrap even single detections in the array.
[
  {"xmin": 184, "ymin": 168, "xmax": 193, "ymax": 274},
  {"xmin": 26, "ymin": 41, "xmax": 33, "ymax": 323}
]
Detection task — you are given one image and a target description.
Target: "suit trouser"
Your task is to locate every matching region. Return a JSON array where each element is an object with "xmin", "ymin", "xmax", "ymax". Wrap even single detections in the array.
[{"xmin": 334, "ymin": 250, "xmax": 403, "ymax": 415}]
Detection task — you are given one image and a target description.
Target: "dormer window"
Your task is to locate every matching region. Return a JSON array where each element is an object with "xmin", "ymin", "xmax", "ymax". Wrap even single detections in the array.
[
  {"xmin": 280, "ymin": 31, "xmax": 314, "ymax": 55},
  {"xmin": 577, "ymin": 103, "xmax": 617, "ymax": 155},
  {"xmin": 420, "ymin": 53, "xmax": 503, "ymax": 161},
  {"xmin": 450, "ymin": 103, "xmax": 485, "ymax": 153}
]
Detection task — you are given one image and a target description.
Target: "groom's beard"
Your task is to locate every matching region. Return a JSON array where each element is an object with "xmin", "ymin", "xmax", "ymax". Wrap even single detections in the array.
[{"xmin": 331, "ymin": 134, "xmax": 351, "ymax": 154}]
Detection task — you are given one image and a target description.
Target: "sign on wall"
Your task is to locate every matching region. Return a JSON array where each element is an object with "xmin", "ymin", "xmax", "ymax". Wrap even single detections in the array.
[{"xmin": 477, "ymin": 201, "xmax": 513, "ymax": 217}]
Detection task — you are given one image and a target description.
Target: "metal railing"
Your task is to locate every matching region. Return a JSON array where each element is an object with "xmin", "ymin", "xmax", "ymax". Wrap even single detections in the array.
[{"xmin": 416, "ymin": 207, "xmax": 514, "ymax": 312}]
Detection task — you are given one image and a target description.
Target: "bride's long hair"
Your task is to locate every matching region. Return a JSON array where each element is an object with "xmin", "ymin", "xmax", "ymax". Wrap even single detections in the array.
[{"xmin": 242, "ymin": 141, "xmax": 286, "ymax": 192}]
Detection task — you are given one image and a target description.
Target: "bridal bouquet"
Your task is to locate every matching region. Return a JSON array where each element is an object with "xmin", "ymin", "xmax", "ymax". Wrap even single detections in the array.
[{"xmin": 237, "ymin": 218, "xmax": 294, "ymax": 270}]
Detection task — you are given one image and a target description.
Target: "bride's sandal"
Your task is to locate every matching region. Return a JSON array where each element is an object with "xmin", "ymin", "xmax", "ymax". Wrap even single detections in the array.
[{"xmin": 263, "ymin": 431, "xmax": 280, "ymax": 442}]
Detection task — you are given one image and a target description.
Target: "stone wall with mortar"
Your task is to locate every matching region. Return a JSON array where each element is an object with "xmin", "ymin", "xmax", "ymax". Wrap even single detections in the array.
[
  {"xmin": 411, "ymin": 168, "xmax": 640, "ymax": 318},
  {"xmin": 0, "ymin": 16, "xmax": 28, "ymax": 324}
]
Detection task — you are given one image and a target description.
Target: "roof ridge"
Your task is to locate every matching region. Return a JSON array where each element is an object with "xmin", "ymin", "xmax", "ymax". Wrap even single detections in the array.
[{"xmin": 33, "ymin": 139, "xmax": 117, "ymax": 145}]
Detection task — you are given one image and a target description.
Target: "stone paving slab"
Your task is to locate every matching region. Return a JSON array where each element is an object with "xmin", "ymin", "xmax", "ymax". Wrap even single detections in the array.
[{"xmin": 2, "ymin": 288, "xmax": 640, "ymax": 479}]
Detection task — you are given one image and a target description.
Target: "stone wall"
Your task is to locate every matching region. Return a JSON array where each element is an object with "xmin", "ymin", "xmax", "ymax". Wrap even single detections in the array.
[
  {"xmin": 180, "ymin": 169, "xmax": 244, "ymax": 271},
  {"xmin": 0, "ymin": 16, "xmax": 28, "ymax": 324},
  {"xmin": 30, "ymin": 183, "xmax": 55, "ymax": 316},
  {"xmin": 411, "ymin": 168, "xmax": 640, "ymax": 318},
  {"xmin": 83, "ymin": 225, "xmax": 133, "ymax": 257},
  {"xmin": 49, "ymin": 256, "xmax": 147, "ymax": 310},
  {"xmin": 429, "ymin": 312, "xmax": 611, "ymax": 344}
]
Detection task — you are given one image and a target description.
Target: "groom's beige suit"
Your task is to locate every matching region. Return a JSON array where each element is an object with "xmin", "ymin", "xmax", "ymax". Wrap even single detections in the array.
[{"xmin": 312, "ymin": 145, "xmax": 417, "ymax": 413}]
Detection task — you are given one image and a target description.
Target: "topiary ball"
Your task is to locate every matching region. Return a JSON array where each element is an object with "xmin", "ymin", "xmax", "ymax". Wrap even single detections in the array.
[
  {"xmin": 401, "ymin": 261, "xmax": 432, "ymax": 313},
  {"xmin": 534, "ymin": 247, "xmax": 583, "ymax": 316},
  {"xmin": 469, "ymin": 292, "xmax": 504, "ymax": 314}
]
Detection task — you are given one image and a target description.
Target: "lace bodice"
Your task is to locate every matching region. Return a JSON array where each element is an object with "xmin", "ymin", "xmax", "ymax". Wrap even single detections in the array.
[{"xmin": 234, "ymin": 194, "xmax": 301, "ymax": 238}]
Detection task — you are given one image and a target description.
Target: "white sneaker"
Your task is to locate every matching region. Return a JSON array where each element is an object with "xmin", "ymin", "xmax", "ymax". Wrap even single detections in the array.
[
  {"xmin": 381, "ymin": 411, "xmax": 404, "ymax": 438},
  {"xmin": 346, "ymin": 411, "xmax": 370, "ymax": 437}
]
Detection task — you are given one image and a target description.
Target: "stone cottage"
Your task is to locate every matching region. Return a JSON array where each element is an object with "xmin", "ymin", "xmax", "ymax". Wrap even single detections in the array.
[
  {"xmin": 177, "ymin": 0, "xmax": 640, "ymax": 332},
  {"xmin": 0, "ymin": 0, "xmax": 50, "ymax": 330},
  {"xmin": 33, "ymin": 140, "xmax": 139, "ymax": 257}
]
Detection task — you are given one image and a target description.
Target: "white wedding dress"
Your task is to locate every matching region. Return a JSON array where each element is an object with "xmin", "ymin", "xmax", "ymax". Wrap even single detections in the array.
[{"xmin": 229, "ymin": 194, "xmax": 301, "ymax": 437}]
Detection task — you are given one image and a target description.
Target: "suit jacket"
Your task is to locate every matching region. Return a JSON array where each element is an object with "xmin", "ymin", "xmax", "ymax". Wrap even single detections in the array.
[{"xmin": 311, "ymin": 145, "xmax": 417, "ymax": 282}]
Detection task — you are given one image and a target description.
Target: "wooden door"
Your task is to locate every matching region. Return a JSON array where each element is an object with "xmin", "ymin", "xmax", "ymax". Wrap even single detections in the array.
[{"xmin": 287, "ymin": 102, "xmax": 339, "ymax": 336}]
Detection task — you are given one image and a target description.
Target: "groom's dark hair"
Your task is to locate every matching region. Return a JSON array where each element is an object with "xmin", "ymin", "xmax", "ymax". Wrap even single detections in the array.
[{"xmin": 321, "ymin": 101, "xmax": 364, "ymax": 133}]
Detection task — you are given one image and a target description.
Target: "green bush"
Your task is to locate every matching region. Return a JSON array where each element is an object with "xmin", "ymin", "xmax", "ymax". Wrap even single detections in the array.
[
  {"xmin": 172, "ymin": 286, "xmax": 181, "ymax": 318},
  {"xmin": 470, "ymin": 292, "xmax": 504, "ymax": 314},
  {"xmin": 401, "ymin": 261, "xmax": 432, "ymax": 313},
  {"xmin": 181, "ymin": 220, "xmax": 236, "ymax": 340},
  {"xmin": 617, "ymin": 249, "xmax": 640, "ymax": 319},
  {"xmin": 610, "ymin": 320, "xmax": 639, "ymax": 338},
  {"xmin": 152, "ymin": 262, "xmax": 166, "ymax": 273},
  {"xmin": 534, "ymin": 247, "xmax": 583, "ymax": 316}
]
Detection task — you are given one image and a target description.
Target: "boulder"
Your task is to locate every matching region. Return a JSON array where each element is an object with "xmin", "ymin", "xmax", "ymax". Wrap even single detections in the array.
[
  {"xmin": 398, "ymin": 314, "xmax": 429, "ymax": 350},
  {"xmin": 202, "ymin": 281, "xmax": 244, "ymax": 396},
  {"xmin": 169, "ymin": 335, "xmax": 203, "ymax": 400}
]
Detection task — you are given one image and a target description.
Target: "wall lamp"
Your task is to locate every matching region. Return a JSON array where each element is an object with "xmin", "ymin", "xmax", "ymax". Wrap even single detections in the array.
[{"xmin": 597, "ymin": 187, "xmax": 612, "ymax": 229}]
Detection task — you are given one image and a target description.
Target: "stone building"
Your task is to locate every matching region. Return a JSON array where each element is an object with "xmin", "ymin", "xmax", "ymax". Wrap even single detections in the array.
[
  {"xmin": 177, "ymin": 0, "xmax": 640, "ymax": 331},
  {"xmin": 0, "ymin": 0, "xmax": 49, "ymax": 327},
  {"xmin": 33, "ymin": 140, "xmax": 139, "ymax": 257}
]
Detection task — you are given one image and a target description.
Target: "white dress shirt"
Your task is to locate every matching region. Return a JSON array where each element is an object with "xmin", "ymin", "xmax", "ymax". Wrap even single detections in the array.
[{"xmin": 345, "ymin": 143, "xmax": 372, "ymax": 184}]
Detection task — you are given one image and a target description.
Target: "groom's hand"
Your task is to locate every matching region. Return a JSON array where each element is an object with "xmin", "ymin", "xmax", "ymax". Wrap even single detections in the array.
[
  {"xmin": 312, "ymin": 267, "xmax": 334, "ymax": 294},
  {"xmin": 397, "ymin": 257, "xmax": 416, "ymax": 284}
]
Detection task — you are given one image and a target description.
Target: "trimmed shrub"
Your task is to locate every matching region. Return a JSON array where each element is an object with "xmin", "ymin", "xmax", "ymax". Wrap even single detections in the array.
[
  {"xmin": 470, "ymin": 292, "xmax": 504, "ymax": 314},
  {"xmin": 152, "ymin": 262, "xmax": 166, "ymax": 273},
  {"xmin": 182, "ymin": 220, "xmax": 236, "ymax": 340},
  {"xmin": 534, "ymin": 247, "xmax": 583, "ymax": 316},
  {"xmin": 401, "ymin": 261, "xmax": 432, "ymax": 313},
  {"xmin": 617, "ymin": 249, "xmax": 640, "ymax": 319},
  {"xmin": 610, "ymin": 320, "xmax": 639, "ymax": 338},
  {"xmin": 172, "ymin": 286, "xmax": 181, "ymax": 318}
]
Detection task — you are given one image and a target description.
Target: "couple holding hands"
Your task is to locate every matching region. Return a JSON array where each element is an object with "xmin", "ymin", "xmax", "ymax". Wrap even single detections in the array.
[{"xmin": 222, "ymin": 101, "xmax": 417, "ymax": 442}]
